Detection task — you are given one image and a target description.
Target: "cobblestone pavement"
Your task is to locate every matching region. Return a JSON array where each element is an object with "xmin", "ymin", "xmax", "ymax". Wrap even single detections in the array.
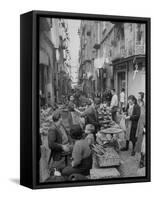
[{"xmin": 118, "ymin": 150, "xmax": 145, "ymax": 177}]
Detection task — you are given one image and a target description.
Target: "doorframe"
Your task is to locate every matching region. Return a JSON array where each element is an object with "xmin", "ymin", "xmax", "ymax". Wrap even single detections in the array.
[{"xmin": 114, "ymin": 63, "xmax": 128, "ymax": 105}]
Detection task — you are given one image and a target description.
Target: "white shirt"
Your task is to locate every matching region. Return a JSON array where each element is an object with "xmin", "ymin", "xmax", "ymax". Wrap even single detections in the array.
[
  {"xmin": 120, "ymin": 92, "xmax": 125, "ymax": 103},
  {"xmin": 110, "ymin": 94, "xmax": 118, "ymax": 108}
]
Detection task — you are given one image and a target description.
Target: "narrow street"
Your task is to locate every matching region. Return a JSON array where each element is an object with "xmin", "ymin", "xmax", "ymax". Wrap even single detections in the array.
[{"xmin": 39, "ymin": 18, "xmax": 146, "ymax": 182}]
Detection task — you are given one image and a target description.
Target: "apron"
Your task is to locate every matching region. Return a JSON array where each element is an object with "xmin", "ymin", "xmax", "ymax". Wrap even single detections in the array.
[
  {"xmin": 125, "ymin": 105, "xmax": 134, "ymax": 141},
  {"xmin": 135, "ymin": 106, "xmax": 145, "ymax": 152}
]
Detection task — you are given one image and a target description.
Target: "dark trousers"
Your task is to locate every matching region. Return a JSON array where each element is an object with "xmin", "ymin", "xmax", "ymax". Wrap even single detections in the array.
[
  {"xmin": 62, "ymin": 166, "xmax": 89, "ymax": 177},
  {"xmin": 62, "ymin": 155, "xmax": 92, "ymax": 177},
  {"xmin": 111, "ymin": 106, "xmax": 118, "ymax": 122},
  {"xmin": 112, "ymin": 111, "xmax": 117, "ymax": 122}
]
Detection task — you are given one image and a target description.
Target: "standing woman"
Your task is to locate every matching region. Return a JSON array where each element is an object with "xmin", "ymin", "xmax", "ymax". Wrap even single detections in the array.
[
  {"xmin": 122, "ymin": 95, "xmax": 140, "ymax": 156},
  {"xmin": 135, "ymin": 92, "xmax": 145, "ymax": 154}
]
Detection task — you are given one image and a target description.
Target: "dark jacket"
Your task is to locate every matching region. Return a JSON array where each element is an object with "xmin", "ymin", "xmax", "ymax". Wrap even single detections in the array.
[
  {"xmin": 48, "ymin": 123, "xmax": 63, "ymax": 161},
  {"xmin": 127, "ymin": 104, "xmax": 141, "ymax": 143},
  {"xmin": 81, "ymin": 105, "xmax": 99, "ymax": 130}
]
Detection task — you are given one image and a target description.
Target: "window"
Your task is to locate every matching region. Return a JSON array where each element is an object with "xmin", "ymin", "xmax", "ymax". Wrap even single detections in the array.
[{"xmin": 136, "ymin": 24, "xmax": 143, "ymax": 45}]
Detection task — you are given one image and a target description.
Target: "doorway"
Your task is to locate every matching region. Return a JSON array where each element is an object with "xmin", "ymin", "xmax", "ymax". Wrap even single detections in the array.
[{"xmin": 117, "ymin": 71, "xmax": 126, "ymax": 103}]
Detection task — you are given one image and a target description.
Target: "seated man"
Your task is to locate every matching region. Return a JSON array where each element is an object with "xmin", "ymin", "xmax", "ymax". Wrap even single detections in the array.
[
  {"xmin": 62, "ymin": 125, "xmax": 92, "ymax": 177},
  {"xmin": 48, "ymin": 111, "xmax": 70, "ymax": 171}
]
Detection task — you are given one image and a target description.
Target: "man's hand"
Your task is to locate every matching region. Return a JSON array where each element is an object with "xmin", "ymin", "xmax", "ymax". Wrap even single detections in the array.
[
  {"xmin": 62, "ymin": 145, "xmax": 70, "ymax": 152},
  {"xmin": 125, "ymin": 116, "xmax": 130, "ymax": 120},
  {"xmin": 71, "ymin": 161, "xmax": 75, "ymax": 167}
]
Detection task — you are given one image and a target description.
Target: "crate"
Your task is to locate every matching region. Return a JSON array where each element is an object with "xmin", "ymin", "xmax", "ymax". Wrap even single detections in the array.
[{"xmin": 96, "ymin": 148, "xmax": 120, "ymax": 167}]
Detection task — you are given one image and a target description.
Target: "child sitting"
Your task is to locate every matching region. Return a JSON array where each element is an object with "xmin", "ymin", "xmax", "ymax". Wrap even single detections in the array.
[{"xmin": 84, "ymin": 124, "xmax": 95, "ymax": 147}]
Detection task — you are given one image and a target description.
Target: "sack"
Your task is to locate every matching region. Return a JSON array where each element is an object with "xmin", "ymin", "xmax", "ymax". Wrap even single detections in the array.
[{"xmin": 119, "ymin": 117, "xmax": 126, "ymax": 132}]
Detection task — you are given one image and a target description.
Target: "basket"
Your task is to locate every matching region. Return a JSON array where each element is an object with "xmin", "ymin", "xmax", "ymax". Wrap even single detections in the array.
[
  {"xmin": 90, "ymin": 168, "xmax": 120, "ymax": 179},
  {"xmin": 96, "ymin": 148, "xmax": 120, "ymax": 167}
]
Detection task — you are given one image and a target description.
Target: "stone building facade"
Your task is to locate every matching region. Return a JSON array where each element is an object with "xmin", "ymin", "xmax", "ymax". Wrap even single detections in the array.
[
  {"xmin": 39, "ymin": 18, "xmax": 72, "ymax": 106},
  {"xmin": 79, "ymin": 21, "xmax": 145, "ymax": 102}
]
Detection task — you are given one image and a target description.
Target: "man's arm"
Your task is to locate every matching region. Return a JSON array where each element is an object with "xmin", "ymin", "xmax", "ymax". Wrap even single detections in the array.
[
  {"xmin": 74, "ymin": 106, "xmax": 90, "ymax": 118},
  {"xmin": 80, "ymin": 107, "xmax": 91, "ymax": 117}
]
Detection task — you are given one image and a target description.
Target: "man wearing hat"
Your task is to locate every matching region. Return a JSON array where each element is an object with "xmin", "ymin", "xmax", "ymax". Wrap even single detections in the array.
[{"xmin": 79, "ymin": 97, "xmax": 100, "ymax": 131}]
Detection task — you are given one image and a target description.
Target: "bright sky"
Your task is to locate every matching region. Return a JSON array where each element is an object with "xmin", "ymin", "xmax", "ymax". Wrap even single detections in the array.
[{"xmin": 66, "ymin": 19, "xmax": 81, "ymax": 83}]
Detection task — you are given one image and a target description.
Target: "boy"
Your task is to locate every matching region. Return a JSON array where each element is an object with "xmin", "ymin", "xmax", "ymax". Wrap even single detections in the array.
[{"xmin": 84, "ymin": 124, "xmax": 95, "ymax": 147}]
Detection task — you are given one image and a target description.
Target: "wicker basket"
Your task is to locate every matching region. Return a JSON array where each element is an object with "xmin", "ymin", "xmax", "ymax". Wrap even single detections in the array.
[
  {"xmin": 90, "ymin": 168, "xmax": 120, "ymax": 179},
  {"xmin": 96, "ymin": 148, "xmax": 120, "ymax": 167}
]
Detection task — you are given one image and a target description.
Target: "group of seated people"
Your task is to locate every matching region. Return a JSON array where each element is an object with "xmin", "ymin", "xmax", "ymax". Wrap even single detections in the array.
[{"xmin": 48, "ymin": 110, "xmax": 96, "ymax": 179}]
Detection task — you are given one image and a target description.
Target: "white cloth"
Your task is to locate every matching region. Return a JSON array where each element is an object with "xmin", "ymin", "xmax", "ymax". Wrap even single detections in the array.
[
  {"xmin": 59, "ymin": 125, "xmax": 69, "ymax": 145},
  {"xmin": 141, "ymin": 134, "xmax": 145, "ymax": 154},
  {"xmin": 110, "ymin": 94, "xmax": 118, "ymax": 108},
  {"xmin": 125, "ymin": 104, "xmax": 134, "ymax": 140}
]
